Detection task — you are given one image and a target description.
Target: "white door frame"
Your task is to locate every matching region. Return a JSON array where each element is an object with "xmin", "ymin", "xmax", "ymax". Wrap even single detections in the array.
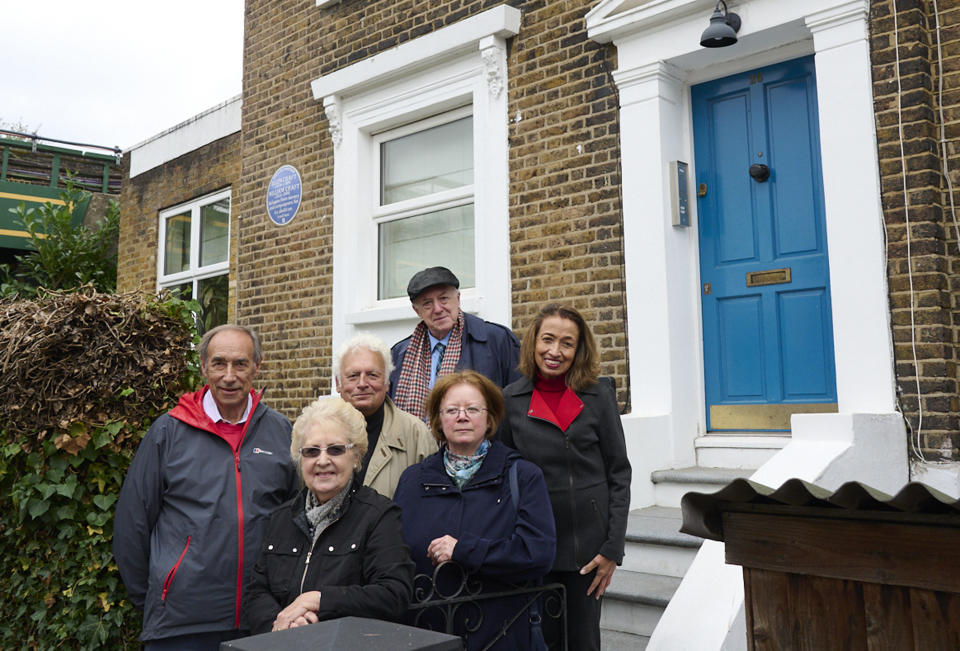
[{"xmin": 588, "ymin": 0, "xmax": 905, "ymax": 506}]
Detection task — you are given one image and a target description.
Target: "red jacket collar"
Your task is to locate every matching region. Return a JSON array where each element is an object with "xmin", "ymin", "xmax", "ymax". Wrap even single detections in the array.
[
  {"xmin": 169, "ymin": 386, "xmax": 262, "ymax": 436},
  {"xmin": 528, "ymin": 385, "xmax": 583, "ymax": 432}
]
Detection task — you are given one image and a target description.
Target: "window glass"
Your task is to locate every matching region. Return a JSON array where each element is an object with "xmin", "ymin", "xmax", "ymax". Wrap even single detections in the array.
[
  {"xmin": 159, "ymin": 190, "xmax": 231, "ymax": 336},
  {"xmin": 197, "ymin": 274, "xmax": 229, "ymax": 332},
  {"xmin": 164, "ymin": 212, "xmax": 191, "ymax": 275},
  {"xmin": 200, "ymin": 198, "xmax": 230, "ymax": 267},
  {"xmin": 380, "ymin": 116, "xmax": 473, "ymax": 205},
  {"xmin": 378, "ymin": 204, "xmax": 475, "ymax": 299},
  {"xmin": 166, "ymin": 281, "xmax": 193, "ymax": 301}
]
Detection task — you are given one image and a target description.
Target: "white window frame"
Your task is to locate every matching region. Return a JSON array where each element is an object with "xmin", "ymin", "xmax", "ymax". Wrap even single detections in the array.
[
  {"xmin": 311, "ymin": 5, "xmax": 521, "ymax": 353},
  {"xmin": 373, "ymin": 106, "xmax": 476, "ymax": 299},
  {"xmin": 156, "ymin": 188, "xmax": 231, "ymax": 295}
]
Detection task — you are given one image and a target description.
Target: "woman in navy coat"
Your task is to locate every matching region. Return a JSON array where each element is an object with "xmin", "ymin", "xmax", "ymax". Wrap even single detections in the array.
[
  {"xmin": 499, "ymin": 304, "xmax": 632, "ymax": 651},
  {"xmin": 393, "ymin": 370, "xmax": 556, "ymax": 650}
]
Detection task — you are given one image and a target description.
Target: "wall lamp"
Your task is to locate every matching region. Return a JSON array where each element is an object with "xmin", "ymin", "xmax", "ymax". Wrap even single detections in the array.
[{"xmin": 700, "ymin": 1, "xmax": 741, "ymax": 48}]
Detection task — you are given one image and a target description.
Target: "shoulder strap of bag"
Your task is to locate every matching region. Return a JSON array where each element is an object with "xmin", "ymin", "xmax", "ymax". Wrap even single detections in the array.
[{"xmin": 509, "ymin": 460, "xmax": 520, "ymax": 514}]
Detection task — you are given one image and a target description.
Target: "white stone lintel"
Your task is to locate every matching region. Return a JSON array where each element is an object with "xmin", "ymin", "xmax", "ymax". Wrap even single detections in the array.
[{"xmin": 310, "ymin": 5, "xmax": 521, "ymax": 102}]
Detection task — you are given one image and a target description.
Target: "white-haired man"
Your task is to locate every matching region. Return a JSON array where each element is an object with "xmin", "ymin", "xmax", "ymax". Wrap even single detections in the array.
[{"xmin": 334, "ymin": 332, "xmax": 436, "ymax": 498}]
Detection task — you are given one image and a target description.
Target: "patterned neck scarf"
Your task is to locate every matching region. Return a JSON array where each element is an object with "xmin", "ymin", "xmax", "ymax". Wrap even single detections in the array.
[
  {"xmin": 443, "ymin": 439, "xmax": 490, "ymax": 489},
  {"xmin": 305, "ymin": 480, "xmax": 352, "ymax": 546},
  {"xmin": 394, "ymin": 310, "xmax": 465, "ymax": 420}
]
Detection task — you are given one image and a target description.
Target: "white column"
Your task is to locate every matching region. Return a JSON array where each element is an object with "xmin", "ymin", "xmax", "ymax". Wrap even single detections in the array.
[
  {"xmin": 475, "ymin": 35, "xmax": 512, "ymax": 327},
  {"xmin": 615, "ymin": 61, "xmax": 700, "ymax": 469},
  {"xmin": 806, "ymin": 1, "xmax": 897, "ymax": 414}
]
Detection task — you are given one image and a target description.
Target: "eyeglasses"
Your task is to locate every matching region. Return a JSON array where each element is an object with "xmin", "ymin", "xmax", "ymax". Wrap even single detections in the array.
[
  {"xmin": 300, "ymin": 443, "xmax": 355, "ymax": 458},
  {"xmin": 439, "ymin": 406, "xmax": 487, "ymax": 418}
]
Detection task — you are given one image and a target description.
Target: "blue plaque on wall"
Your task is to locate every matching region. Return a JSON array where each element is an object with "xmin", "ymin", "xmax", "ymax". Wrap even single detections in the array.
[{"xmin": 266, "ymin": 165, "xmax": 302, "ymax": 226}]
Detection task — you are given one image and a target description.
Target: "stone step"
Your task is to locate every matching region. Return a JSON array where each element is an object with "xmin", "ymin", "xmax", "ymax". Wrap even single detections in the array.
[
  {"xmin": 601, "ymin": 628, "xmax": 649, "ymax": 650},
  {"xmin": 694, "ymin": 433, "xmax": 790, "ymax": 468},
  {"xmin": 621, "ymin": 506, "xmax": 703, "ymax": 577},
  {"xmin": 600, "ymin": 570, "xmax": 681, "ymax": 636},
  {"xmin": 651, "ymin": 466, "xmax": 754, "ymax": 508}
]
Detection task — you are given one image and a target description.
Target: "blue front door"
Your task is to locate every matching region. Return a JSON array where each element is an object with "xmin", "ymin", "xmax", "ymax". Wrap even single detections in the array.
[{"xmin": 693, "ymin": 56, "xmax": 837, "ymax": 431}]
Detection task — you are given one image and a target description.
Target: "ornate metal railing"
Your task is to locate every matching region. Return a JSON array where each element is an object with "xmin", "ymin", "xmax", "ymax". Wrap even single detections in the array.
[{"xmin": 406, "ymin": 561, "xmax": 566, "ymax": 650}]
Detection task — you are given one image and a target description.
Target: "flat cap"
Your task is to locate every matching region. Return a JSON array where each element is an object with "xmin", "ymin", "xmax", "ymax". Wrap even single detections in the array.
[{"xmin": 407, "ymin": 266, "xmax": 460, "ymax": 300}]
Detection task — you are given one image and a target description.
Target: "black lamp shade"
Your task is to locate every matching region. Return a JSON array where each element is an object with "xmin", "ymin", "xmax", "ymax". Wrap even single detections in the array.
[{"xmin": 700, "ymin": 5, "xmax": 741, "ymax": 48}]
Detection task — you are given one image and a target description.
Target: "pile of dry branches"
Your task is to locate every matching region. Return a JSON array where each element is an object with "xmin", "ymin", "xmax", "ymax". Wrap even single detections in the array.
[{"xmin": 0, "ymin": 288, "xmax": 195, "ymax": 441}]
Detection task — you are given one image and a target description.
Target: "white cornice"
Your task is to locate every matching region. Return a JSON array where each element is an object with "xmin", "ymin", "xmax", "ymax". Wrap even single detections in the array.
[
  {"xmin": 586, "ymin": 0, "xmax": 713, "ymax": 44},
  {"xmin": 310, "ymin": 5, "xmax": 521, "ymax": 102}
]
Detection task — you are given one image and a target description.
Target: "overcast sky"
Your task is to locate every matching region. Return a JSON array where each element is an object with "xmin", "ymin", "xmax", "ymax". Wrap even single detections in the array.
[{"xmin": 3, "ymin": 1, "xmax": 243, "ymax": 152}]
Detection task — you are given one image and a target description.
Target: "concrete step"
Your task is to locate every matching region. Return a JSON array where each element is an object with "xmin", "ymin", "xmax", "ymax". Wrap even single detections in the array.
[
  {"xmin": 600, "ymin": 570, "xmax": 681, "ymax": 636},
  {"xmin": 651, "ymin": 466, "xmax": 754, "ymax": 508},
  {"xmin": 622, "ymin": 506, "xmax": 703, "ymax": 577},
  {"xmin": 695, "ymin": 433, "xmax": 790, "ymax": 468},
  {"xmin": 601, "ymin": 628, "xmax": 649, "ymax": 650}
]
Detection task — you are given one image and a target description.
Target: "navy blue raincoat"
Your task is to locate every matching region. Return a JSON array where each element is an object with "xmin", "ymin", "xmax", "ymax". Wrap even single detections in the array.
[{"xmin": 394, "ymin": 440, "xmax": 556, "ymax": 650}]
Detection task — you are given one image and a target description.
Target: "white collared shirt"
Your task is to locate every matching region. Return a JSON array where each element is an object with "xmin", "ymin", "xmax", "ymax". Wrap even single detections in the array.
[{"xmin": 203, "ymin": 389, "xmax": 253, "ymax": 425}]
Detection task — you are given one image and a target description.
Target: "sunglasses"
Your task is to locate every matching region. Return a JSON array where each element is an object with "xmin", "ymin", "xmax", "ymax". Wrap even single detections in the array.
[{"xmin": 299, "ymin": 443, "xmax": 355, "ymax": 458}]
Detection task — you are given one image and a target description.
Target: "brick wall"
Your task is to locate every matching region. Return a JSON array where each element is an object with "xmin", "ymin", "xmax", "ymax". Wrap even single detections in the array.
[
  {"xmin": 871, "ymin": 0, "xmax": 960, "ymax": 457},
  {"xmin": 117, "ymin": 133, "xmax": 242, "ymax": 323},
  {"xmin": 506, "ymin": 2, "xmax": 627, "ymax": 403},
  {"xmin": 239, "ymin": 0, "xmax": 628, "ymax": 418}
]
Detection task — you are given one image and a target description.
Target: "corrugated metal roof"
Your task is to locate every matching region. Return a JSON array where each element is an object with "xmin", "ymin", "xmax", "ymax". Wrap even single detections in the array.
[{"xmin": 680, "ymin": 478, "xmax": 960, "ymax": 542}]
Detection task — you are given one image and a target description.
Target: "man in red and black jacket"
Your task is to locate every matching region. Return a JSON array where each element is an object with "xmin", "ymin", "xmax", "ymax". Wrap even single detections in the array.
[{"xmin": 114, "ymin": 324, "xmax": 299, "ymax": 650}]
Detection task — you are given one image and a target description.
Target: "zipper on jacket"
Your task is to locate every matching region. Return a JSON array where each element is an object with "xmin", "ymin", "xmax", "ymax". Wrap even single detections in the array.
[
  {"xmin": 299, "ymin": 550, "xmax": 313, "ymax": 593},
  {"xmin": 161, "ymin": 536, "xmax": 192, "ymax": 603},
  {"xmin": 564, "ymin": 433, "xmax": 582, "ymax": 563},
  {"xmin": 230, "ymin": 391, "xmax": 261, "ymax": 629},
  {"xmin": 233, "ymin": 451, "xmax": 245, "ymax": 628},
  {"xmin": 297, "ymin": 493, "xmax": 350, "ymax": 594}
]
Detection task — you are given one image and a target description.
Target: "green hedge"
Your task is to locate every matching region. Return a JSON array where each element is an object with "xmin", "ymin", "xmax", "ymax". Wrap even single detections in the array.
[
  {"xmin": 0, "ymin": 423, "xmax": 142, "ymax": 648},
  {"xmin": 0, "ymin": 292, "xmax": 199, "ymax": 649}
]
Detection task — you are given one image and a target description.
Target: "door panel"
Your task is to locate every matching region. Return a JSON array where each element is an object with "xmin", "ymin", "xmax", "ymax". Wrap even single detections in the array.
[
  {"xmin": 711, "ymin": 93, "xmax": 757, "ymax": 263},
  {"xmin": 717, "ymin": 295, "xmax": 765, "ymax": 399},
  {"xmin": 767, "ymin": 78, "xmax": 821, "ymax": 256},
  {"xmin": 779, "ymin": 289, "xmax": 833, "ymax": 398},
  {"xmin": 694, "ymin": 56, "xmax": 837, "ymax": 431}
]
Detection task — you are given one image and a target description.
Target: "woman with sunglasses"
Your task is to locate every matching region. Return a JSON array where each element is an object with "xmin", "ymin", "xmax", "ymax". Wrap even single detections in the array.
[
  {"xmin": 393, "ymin": 371, "xmax": 556, "ymax": 650},
  {"xmin": 244, "ymin": 397, "xmax": 414, "ymax": 634}
]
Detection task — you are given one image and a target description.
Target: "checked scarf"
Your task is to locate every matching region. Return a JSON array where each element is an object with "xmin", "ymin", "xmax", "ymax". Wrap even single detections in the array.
[{"xmin": 394, "ymin": 310, "xmax": 465, "ymax": 420}]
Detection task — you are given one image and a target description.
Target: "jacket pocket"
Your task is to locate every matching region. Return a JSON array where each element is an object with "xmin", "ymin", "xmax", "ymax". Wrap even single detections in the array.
[
  {"xmin": 304, "ymin": 543, "xmax": 363, "ymax": 591},
  {"xmin": 261, "ymin": 542, "xmax": 304, "ymax": 600},
  {"xmin": 590, "ymin": 499, "xmax": 606, "ymax": 533},
  {"xmin": 161, "ymin": 536, "xmax": 191, "ymax": 603}
]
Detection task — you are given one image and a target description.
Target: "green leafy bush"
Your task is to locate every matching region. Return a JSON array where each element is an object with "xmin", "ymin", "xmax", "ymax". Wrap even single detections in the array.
[
  {"xmin": 0, "ymin": 290, "xmax": 200, "ymax": 649},
  {"xmin": 1, "ymin": 182, "xmax": 119, "ymax": 299}
]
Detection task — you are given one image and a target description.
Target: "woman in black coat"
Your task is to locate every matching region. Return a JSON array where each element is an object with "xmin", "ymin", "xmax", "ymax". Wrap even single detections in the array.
[
  {"xmin": 244, "ymin": 397, "xmax": 414, "ymax": 634},
  {"xmin": 498, "ymin": 304, "xmax": 632, "ymax": 651}
]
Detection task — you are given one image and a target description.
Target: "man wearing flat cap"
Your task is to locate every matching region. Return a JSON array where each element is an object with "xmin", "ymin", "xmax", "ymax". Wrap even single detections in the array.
[{"xmin": 390, "ymin": 266, "xmax": 521, "ymax": 420}]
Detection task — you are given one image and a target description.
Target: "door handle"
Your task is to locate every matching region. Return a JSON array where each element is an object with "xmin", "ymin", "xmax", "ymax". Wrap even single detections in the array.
[{"xmin": 749, "ymin": 164, "xmax": 770, "ymax": 182}]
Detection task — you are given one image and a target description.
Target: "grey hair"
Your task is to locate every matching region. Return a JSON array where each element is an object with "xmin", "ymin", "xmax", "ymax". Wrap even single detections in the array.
[
  {"xmin": 332, "ymin": 332, "xmax": 394, "ymax": 382},
  {"xmin": 290, "ymin": 396, "xmax": 368, "ymax": 466},
  {"xmin": 199, "ymin": 324, "xmax": 263, "ymax": 365}
]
